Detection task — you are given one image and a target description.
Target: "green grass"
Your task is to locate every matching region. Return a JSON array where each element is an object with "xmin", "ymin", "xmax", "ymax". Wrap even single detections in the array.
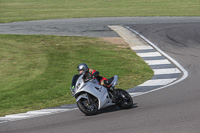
[
  {"xmin": 0, "ymin": 0, "xmax": 200, "ymax": 23},
  {"xmin": 0, "ymin": 34, "xmax": 153, "ymax": 116}
]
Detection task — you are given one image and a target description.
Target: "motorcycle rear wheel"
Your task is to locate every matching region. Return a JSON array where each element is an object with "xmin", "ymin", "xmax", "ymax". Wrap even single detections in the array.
[
  {"xmin": 77, "ymin": 97, "xmax": 98, "ymax": 115},
  {"xmin": 116, "ymin": 89, "xmax": 133, "ymax": 109}
]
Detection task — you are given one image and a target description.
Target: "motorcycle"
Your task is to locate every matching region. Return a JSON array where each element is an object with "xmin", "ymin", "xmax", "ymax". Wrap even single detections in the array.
[{"xmin": 70, "ymin": 74, "xmax": 133, "ymax": 115}]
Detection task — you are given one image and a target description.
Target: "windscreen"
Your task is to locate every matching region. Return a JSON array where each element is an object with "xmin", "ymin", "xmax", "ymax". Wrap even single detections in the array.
[{"xmin": 71, "ymin": 74, "xmax": 81, "ymax": 87}]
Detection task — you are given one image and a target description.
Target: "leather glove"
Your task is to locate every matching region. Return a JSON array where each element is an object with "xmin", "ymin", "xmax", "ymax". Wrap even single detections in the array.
[{"xmin": 92, "ymin": 71, "xmax": 99, "ymax": 79}]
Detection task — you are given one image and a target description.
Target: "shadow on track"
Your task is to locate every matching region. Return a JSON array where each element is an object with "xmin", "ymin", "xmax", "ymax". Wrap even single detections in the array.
[{"xmin": 96, "ymin": 103, "xmax": 138, "ymax": 115}]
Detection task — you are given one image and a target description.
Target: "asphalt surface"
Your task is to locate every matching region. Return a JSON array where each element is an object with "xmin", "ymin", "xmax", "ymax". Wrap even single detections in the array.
[
  {"xmin": 1, "ymin": 17, "xmax": 200, "ymax": 37},
  {"xmin": 0, "ymin": 17, "xmax": 200, "ymax": 133}
]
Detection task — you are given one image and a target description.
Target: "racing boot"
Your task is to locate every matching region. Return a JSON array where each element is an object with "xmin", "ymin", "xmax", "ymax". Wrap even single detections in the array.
[
  {"xmin": 109, "ymin": 87, "xmax": 118, "ymax": 102},
  {"xmin": 102, "ymin": 80, "xmax": 118, "ymax": 102}
]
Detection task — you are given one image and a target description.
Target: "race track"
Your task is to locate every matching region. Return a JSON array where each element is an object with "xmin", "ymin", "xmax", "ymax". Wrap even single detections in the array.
[{"xmin": 0, "ymin": 17, "xmax": 200, "ymax": 133}]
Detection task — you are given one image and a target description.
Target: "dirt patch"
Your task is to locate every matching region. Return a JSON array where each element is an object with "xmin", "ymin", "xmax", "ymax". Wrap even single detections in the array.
[
  {"xmin": 100, "ymin": 37, "xmax": 127, "ymax": 44},
  {"xmin": 99, "ymin": 37, "xmax": 129, "ymax": 49}
]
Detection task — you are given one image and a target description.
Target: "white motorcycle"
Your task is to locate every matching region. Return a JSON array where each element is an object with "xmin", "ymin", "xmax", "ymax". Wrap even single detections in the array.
[{"xmin": 70, "ymin": 74, "xmax": 133, "ymax": 115}]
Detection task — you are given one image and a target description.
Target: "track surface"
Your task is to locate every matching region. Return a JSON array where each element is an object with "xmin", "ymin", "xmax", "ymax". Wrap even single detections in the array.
[{"xmin": 0, "ymin": 17, "xmax": 200, "ymax": 133}]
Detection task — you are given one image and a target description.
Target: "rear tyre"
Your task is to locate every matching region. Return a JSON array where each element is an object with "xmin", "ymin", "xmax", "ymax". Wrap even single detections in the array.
[
  {"xmin": 116, "ymin": 89, "xmax": 133, "ymax": 109},
  {"xmin": 77, "ymin": 97, "xmax": 98, "ymax": 115}
]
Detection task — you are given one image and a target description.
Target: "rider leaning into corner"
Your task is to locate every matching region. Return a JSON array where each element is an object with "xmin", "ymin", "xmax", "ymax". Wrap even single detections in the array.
[
  {"xmin": 70, "ymin": 63, "xmax": 117, "ymax": 101},
  {"xmin": 77, "ymin": 63, "xmax": 114, "ymax": 92},
  {"xmin": 71, "ymin": 63, "xmax": 133, "ymax": 107},
  {"xmin": 77, "ymin": 63, "xmax": 115, "ymax": 95}
]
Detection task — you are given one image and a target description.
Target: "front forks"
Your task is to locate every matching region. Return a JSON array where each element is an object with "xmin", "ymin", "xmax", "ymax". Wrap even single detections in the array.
[{"xmin": 86, "ymin": 93, "xmax": 92, "ymax": 105}]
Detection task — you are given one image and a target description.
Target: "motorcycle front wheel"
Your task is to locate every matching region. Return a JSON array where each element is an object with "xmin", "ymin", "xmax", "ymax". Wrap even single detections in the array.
[
  {"xmin": 116, "ymin": 89, "xmax": 133, "ymax": 109},
  {"xmin": 77, "ymin": 97, "xmax": 98, "ymax": 115}
]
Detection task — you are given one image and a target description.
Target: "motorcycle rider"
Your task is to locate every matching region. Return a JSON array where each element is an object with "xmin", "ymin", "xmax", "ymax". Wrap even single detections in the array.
[
  {"xmin": 72, "ymin": 63, "xmax": 118, "ymax": 102},
  {"xmin": 77, "ymin": 63, "xmax": 111, "ymax": 88}
]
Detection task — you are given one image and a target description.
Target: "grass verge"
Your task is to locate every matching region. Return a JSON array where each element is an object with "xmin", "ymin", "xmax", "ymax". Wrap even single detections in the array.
[
  {"xmin": 0, "ymin": 0, "xmax": 200, "ymax": 23},
  {"xmin": 0, "ymin": 34, "xmax": 153, "ymax": 116}
]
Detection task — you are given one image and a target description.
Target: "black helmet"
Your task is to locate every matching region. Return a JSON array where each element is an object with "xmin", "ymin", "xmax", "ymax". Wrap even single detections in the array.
[{"xmin": 77, "ymin": 63, "xmax": 89, "ymax": 75}]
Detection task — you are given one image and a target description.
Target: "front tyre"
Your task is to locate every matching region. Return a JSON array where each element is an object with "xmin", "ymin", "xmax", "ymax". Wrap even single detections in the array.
[
  {"xmin": 116, "ymin": 89, "xmax": 133, "ymax": 109},
  {"xmin": 77, "ymin": 97, "xmax": 98, "ymax": 115}
]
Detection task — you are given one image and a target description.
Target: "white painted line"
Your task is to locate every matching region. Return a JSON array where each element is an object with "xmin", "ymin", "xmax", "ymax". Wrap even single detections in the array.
[
  {"xmin": 26, "ymin": 111, "xmax": 52, "ymax": 115},
  {"xmin": 60, "ymin": 104, "xmax": 77, "ymax": 108},
  {"xmin": 41, "ymin": 109, "xmax": 68, "ymax": 111},
  {"xmin": 138, "ymin": 78, "xmax": 177, "ymax": 86},
  {"xmin": 0, "ymin": 120, "xmax": 9, "ymax": 124},
  {"xmin": 125, "ymin": 26, "xmax": 188, "ymax": 96},
  {"xmin": 145, "ymin": 59, "xmax": 171, "ymax": 65},
  {"xmin": 5, "ymin": 114, "xmax": 30, "ymax": 118},
  {"xmin": 26, "ymin": 108, "xmax": 76, "ymax": 115},
  {"xmin": 131, "ymin": 46, "xmax": 153, "ymax": 50},
  {"xmin": 153, "ymin": 68, "xmax": 181, "ymax": 75},
  {"xmin": 0, "ymin": 108, "xmax": 79, "ymax": 122},
  {"xmin": 137, "ymin": 52, "xmax": 162, "ymax": 57},
  {"xmin": 0, "ymin": 117, "xmax": 15, "ymax": 120},
  {"xmin": 129, "ymin": 92, "xmax": 144, "ymax": 97}
]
